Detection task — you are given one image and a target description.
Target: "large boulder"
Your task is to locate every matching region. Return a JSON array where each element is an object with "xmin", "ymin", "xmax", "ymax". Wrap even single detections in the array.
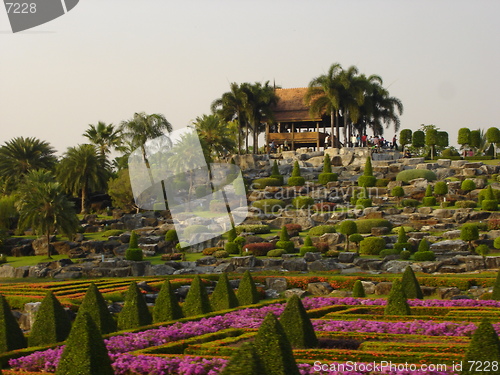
[
  {"xmin": 430, "ymin": 240, "xmax": 469, "ymax": 253},
  {"xmin": 282, "ymin": 258, "xmax": 307, "ymax": 271},
  {"xmin": 307, "ymin": 282, "xmax": 333, "ymax": 295}
]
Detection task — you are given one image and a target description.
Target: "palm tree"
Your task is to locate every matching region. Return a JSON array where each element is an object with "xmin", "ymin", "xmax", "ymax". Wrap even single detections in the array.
[
  {"xmin": 241, "ymin": 82, "xmax": 279, "ymax": 154},
  {"xmin": 211, "ymin": 83, "xmax": 248, "ymax": 154},
  {"xmin": 0, "ymin": 137, "xmax": 57, "ymax": 188},
  {"xmin": 16, "ymin": 173, "xmax": 79, "ymax": 259},
  {"xmin": 56, "ymin": 144, "xmax": 110, "ymax": 213},
  {"xmin": 305, "ymin": 63, "xmax": 345, "ymax": 147},
  {"xmin": 83, "ymin": 122, "xmax": 122, "ymax": 161},
  {"xmin": 191, "ymin": 114, "xmax": 236, "ymax": 159}
]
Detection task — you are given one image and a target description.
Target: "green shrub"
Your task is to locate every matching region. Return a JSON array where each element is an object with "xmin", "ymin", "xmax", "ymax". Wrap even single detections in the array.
[
  {"xmin": 461, "ymin": 223, "xmax": 479, "ymax": 249},
  {"xmin": 308, "ymin": 225, "xmax": 336, "ymax": 237},
  {"xmin": 495, "ymin": 236, "xmax": 500, "ymax": 250},
  {"xmin": 225, "ymin": 242, "xmax": 240, "ymax": 254},
  {"xmin": 129, "ymin": 231, "xmax": 138, "ymax": 248},
  {"xmin": 275, "ymin": 241, "xmax": 295, "ymax": 253},
  {"xmin": 252, "ymin": 177, "xmax": 282, "ymax": 189},
  {"xmin": 243, "ymin": 242, "xmax": 275, "ymax": 256},
  {"xmin": 299, "ymin": 236, "xmax": 318, "ymax": 256},
  {"xmin": 318, "ymin": 173, "xmax": 338, "ymax": 185},
  {"xmin": 78, "ymin": 283, "xmax": 117, "ymax": 334},
  {"xmin": 322, "ymin": 154, "xmax": 332, "ymax": 173},
  {"xmin": 292, "ymin": 196, "xmax": 314, "ymax": 209},
  {"xmin": 117, "ymin": 282, "xmax": 152, "ymax": 330},
  {"xmin": 349, "ymin": 233, "xmax": 364, "ymax": 253},
  {"xmin": 391, "ymin": 186, "xmax": 405, "ymax": 198},
  {"xmin": 270, "ymin": 160, "xmax": 284, "ymax": 185},
  {"xmin": 455, "ymin": 200, "xmax": 476, "ymax": 208},
  {"xmin": 434, "ymin": 181, "xmax": 448, "ymax": 196},
  {"xmin": 413, "ymin": 251, "xmax": 436, "ymax": 261},
  {"xmin": 214, "ymin": 250, "xmax": 229, "ymax": 258},
  {"xmin": 324, "ymin": 250, "xmax": 340, "ymax": 257},
  {"xmin": 252, "ymin": 199, "xmax": 286, "ymax": 213},
  {"xmin": 359, "ymin": 237, "xmax": 386, "ymax": 255},
  {"xmin": 0, "ymin": 294, "xmax": 26, "ymax": 353},
  {"xmin": 356, "ymin": 198, "xmax": 372, "ymax": 208},
  {"xmin": 236, "ymin": 224, "xmax": 271, "ymax": 234},
  {"xmin": 476, "ymin": 244, "xmax": 490, "ymax": 257},
  {"xmin": 234, "ymin": 236, "xmax": 246, "ymax": 249},
  {"xmin": 182, "ymin": 275, "xmax": 212, "ymax": 317},
  {"xmin": 393, "ymin": 243, "xmax": 412, "ymax": 252},
  {"xmin": 267, "ymin": 249, "xmax": 286, "ymax": 257},
  {"xmin": 279, "ymin": 294, "xmax": 318, "ymax": 349},
  {"xmin": 401, "ymin": 266, "xmax": 423, "ymax": 299},
  {"xmin": 176, "ymin": 242, "xmax": 190, "ymax": 251},
  {"xmin": 358, "ymin": 175, "xmax": 377, "ymax": 188},
  {"xmin": 379, "ymin": 249, "xmax": 399, "ymax": 258},
  {"xmin": 338, "ymin": 220, "xmax": 357, "ymax": 252},
  {"xmin": 482, "ymin": 200, "xmax": 499, "ymax": 211},
  {"xmin": 375, "ymin": 178, "xmax": 390, "ymax": 187},
  {"xmin": 384, "ymin": 280, "xmax": 411, "ymax": 316},
  {"xmin": 395, "ymin": 169, "xmax": 437, "ymax": 183},
  {"xmin": 479, "ymin": 186, "xmax": 500, "ymax": 204},
  {"xmin": 55, "ymin": 312, "xmax": 113, "ymax": 375},
  {"xmin": 418, "ymin": 238, "xmax": 430, "ymax": 252},
  {"xmin": 492, "ymin": 269, "xmax": 500, "ymax": 300},
  {"xmin": 102, "ymin": 229, "xmax": 124, "ymax": 237},
  {"xmin": 462, "ymin": 319, "xmax": 500, "ymax": 375},
  {"xmin": 352, "ymin": 280, "xmax": 366, "ymax": 298},
  {"xmin": 400, "ymin": 250, "xmax": 411, "ymax": 260},
  {"xmin": 291, "ymin": 161, "xmax": 301, "ymax": 177},
  {"xmin": 461, "ymin": 179, "xmax": 476, "ymax": 193},
  {"xmin": 184, "ymin": 225, "xmax": 210, "ymax": 238},
  {"xmin": 355, "ymin": 219, "xmax": 392, "ymax": 234},
  {"xmin": 226, "ymin": 227, "xmax": 237, "ymax": 242},
  {"xmin": 237, "ymin": 271, "xmax": 260, "ymax": 306},
  {"xmin": 153, "ymin": 280, "xmax": 184, "ymax": 323},
  {"xmin": 401, "ymin": 198, "xmax": 420, "ymax": 207},
  {"xmin": 165, "ymin": 229, "xmax": 179, "ymax": 242},
  {"xmin": 253, "ymin": 313, "xmax": 300, "ymax": 375},
  {"xmin": 211, "ymin": 273, "xmax": 239, "ymax": 311},
  {"xmin": 422, "ymin": 196, "xmax": 436, "ymax": 206},
  {"xmin": 125, "ymin": 248, "xmax": 143, "ymax": 261},
  {"xmin": 29, "ymin": 291, "xmax": 71, "ymax": 347},
  {"xmin": 219, "ymin": 342, "xmax": 265, "ymax": 375},
  {"xmin": 203, "ymin": 247, "xmax": 224, "ymax": 256},
  {"xmin": 287, "ymin": 176, "xmax": 306, "ymax": 186}
]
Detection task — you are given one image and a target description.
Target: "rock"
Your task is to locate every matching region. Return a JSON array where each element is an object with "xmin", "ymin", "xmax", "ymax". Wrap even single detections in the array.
[
  {"xmin": 374, "ymin": 282, "xmax": 393, "ymax": 295},
  {"xmin": 130, "ymin": 261, "xmax": 152, "ymax": 276},
  {"xmin": 361, "ymin": 281, "xmax": 376, "ymax": 295},
  {"xmin": 265, "ymin": 278, "xmax": 288, "ymax": 292},
  {"xmin": 452, "ymin": 211, "xmax": 469, "ymax": 224},
  {"xmin": 262, "ymin": 258, "xmax": 284, "ymax": 268},
  {"xmin": 382, "ymin": 260, "xmax": 412, "ymax": 273},
  {"xmin": 307, "ymin": 282, "xmax": 333, "ymax": 295},
  {"xmin": 371, "ymin": 227, "xmax": 390, "ymax": 236},
  {"xmin": 196, "ymin": 256, "xmax": 217, "ymax": 266},
  {"xmin": 151, "ymin": 264, "xmax": 176, "ymax": 275},
  {"xmin": 430, "ymin": 240, "xmax": 469, "ymax": 253},
  {"xmin": 213, "ymin": 262, "xmax": 236, "ymax": 273},
  {"xmin": 303, "ymin": 252, "xmax": 322, "ymax": 262},
  {"xmin": 338, "ymin": 252, "xmax": 357, "ymax": 263},
  {"xmin": 319, "ymin": 233, "xmax": 343, "ymax": 246},
  {"xmin": 284, "ymin": 288, "xmax": 308, "ymax": 299},
  {"xmin": 283, "ymin": 258, "xmax": 307, "ymax": 271},
  {"xmin": 11, "ymin": 243, "xmax": 34, "ymax": 257},
  {"xmin": 442, "ymin": 230, "xmax": 461, "ymax": 239},
  {"xmin": 307, "ymin": 260, "xmax": 339, "ymax": 272},
  {"xmin": 432, "ymin": 209, "xmax": 453, "ymax": 219},
  {"xmin": 19, "ymin": 302, "xmax": 41, "ymax": 330},
  {"xmin": 231, "ymin": 256, "xmax": 257, "ymax": 268},
  {"xmin": 14, "ymin": 266, "xmax": 30, "ymax": 278},
  {"xmin": 265, "ymin": 289, "xmax": 280, "ymax": 299},
  {"xmin": 437, "ymin": 287, "xmax": 461, "ymax": 299},
  {"xmin": 0, "ymin": 265, "xmax": 15, "ymax": 278}
]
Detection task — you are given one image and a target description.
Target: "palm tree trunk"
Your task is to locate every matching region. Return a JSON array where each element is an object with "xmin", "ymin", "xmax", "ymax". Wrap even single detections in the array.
[
  {"xmin": 330, "ymin": 109, "xmax": 335, "ymax": 148},
  {"xmin": 335, "ymin": 111, "xmax": 340, "ymax": 148},
  {"xmin": 245, "ymin": 125, "xmax": 249, "ymax": 154},
  {"xmin": 46, "ymin": 231, "xmax": 52, "ymax": 259},
  {"xmin": 81, "ymin": 186, "xmax": 87, "ymax": 214},
  {"xmin": 253, "ymin": 121, "xmax": 258, "ymax": 154}
]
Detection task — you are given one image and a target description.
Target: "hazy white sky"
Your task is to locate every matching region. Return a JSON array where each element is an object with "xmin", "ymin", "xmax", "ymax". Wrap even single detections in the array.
[{"xmin": 1, "ymin": 0, "xmax": 499, "ymax": 154}]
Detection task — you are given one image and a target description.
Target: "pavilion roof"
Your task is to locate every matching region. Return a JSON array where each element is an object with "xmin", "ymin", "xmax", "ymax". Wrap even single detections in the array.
[{"xmin": 272, "ymin": 88, "xmax": 323, "ymax": 122}]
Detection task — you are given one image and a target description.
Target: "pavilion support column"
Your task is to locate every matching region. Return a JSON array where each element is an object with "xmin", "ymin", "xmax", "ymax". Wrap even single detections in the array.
[
  {"xmin": 291, "ymin": 123, "xmax": 295, "ymax": 151},
  {"xmin": 316, "ymin": 122, "xmax": 320, "ymax": 150},
  {"xmin": 265, "ymin": 123, "xmax": 270, "ymax": 152}
]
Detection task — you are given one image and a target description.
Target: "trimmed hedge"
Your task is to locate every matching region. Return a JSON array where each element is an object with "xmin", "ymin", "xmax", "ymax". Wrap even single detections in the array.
[
  {"xmin": 125, "ymin": 248, "xmax": 143, "ymax": 261},
  {"xmin": 202, "ymin": 247, "xmax": 225, "ymax": 256},
  {"xmin": 401, "ymin": 266, "xmax": 423, "ymax": 299},
  {"xmin": 153, "ymin": 280, "xmax": 184, "ymax": 323},
  {"xmin": 355, "ymin": 219, "xmax": 392, "ymax": 234},
  {"xmin": 359, "ymin": 237, "xmax": 386, "ymax": 255},
  {"xmin": 235, "ymin": 224, "xmax": 271, "ymax": 234},
  {"xmin": 0, "ymin": 294, "xmax": 26, "ymax": 353},
  {"xmin": 252, "ymin": 177, "xmax": 282, "ymax": 189},
  {"xmin": 413, "ymin": 251, "xmax": 436, "ymax": 261},
  {"xmin": 384, "ymin": 280, "xmax": 411, "ymax": 316},
  {"xmin": 78, "ymin": 283, "xmax": 117, "ymax": 334},
  {"xmin": 242, "ymin": 242, "xmax": 275, "ymax": 256},
  {"xmin": 214, "ymin": 250, "xmax": 229, "ymax": 258},
  {"xmin": 355, "ymin": 198, "xmax": 372, "ymax": 208},
  {"xmin": 455, "ymin": 200, "xmax": 476, "ymax": 208},
  {"xmin": 401, "ymin": 199, "xmax": 420, "ymax": 208},
  {"xmin": 358, "ymin": 175, "xmax": 377, "ymax": 188},
  {"xmin": 482, "ymin": 200, "xmax": 499, "ymax": 211},
  {"xmin": 267, "ymin": 249, "xmax": 286, "ymax": 257},
  {"xmin": 308, "ymin": 225, "xmax": 336, "ymax": 237},
  {"xmin": 279, "ymin": 295, "xmax": 318, "ymax": 349},
  {"xmin": 318, "ymin": 173, "xmax": 338, "ymax": 185},
  {"xmin": 237, "ymin": 271, "xmax": 260, "ymax": 306},
  {"xmin": 224, "ymin": 242, "xmax": 240, "ymax": 254},
  {"xmin": 182, "ymin": 276, "xmax": 212, "ymax": 317},
  {"xmin": 352, "ymin": 280, "xmax": 366, "ymax": 298},
  {"xmin": 211, "ymin": 273, "xmax": 239, "ymax": 311},
  {"xmin": 287, "ymin": 176, "xmax": 306, "ymax": 186},
  {"xmin": 292, "ymin": 196, "xmax": 314, "ymax": 209},
  {"xmin": 252, "ymin": 199, "xmax": 286, "ymax": 213},
  {"xmin": 117, "ymin": 282, "xmax": 152, "ymax": 330},
  {"xmin": 396, "ymin": 169, "xmax": 437, "ymax": 183}
]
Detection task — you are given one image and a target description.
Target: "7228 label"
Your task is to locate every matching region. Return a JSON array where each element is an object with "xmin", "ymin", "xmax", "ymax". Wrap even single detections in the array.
[{"xmin": 5, "ymin": 3, "xmax": 36, "ymax": 13}]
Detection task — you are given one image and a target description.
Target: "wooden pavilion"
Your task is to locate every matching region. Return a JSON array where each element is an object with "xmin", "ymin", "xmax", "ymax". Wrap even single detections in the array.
[{"xmin": 265, "ymin": 87, "xmax": 339, "ymax": 151}]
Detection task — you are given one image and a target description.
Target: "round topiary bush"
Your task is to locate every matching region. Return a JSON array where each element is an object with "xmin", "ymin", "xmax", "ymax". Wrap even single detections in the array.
[
  {"xmin": 213, "ymin": 250, "xmax": 229, "ymax": 258},
  {"xmin": 324, "ymin": 249, "xmax": 340, "ymax": 257},
  {"xmin": 358, "ymin": 175, "xmax": 377, "ymax": 188},
  {"xmin": 267, "ymin": 249, "xmax": 286, "ymax": 257},
  {"xmin": 401, "ymin": 199, "xmax": 420, "ymax": 208},
  {"xmin": 243, "ymin": 242, "xmax": 275, "ymax": 256},
  {"xmin": 299, "ymin": 236, "xmax": 318, "ymax": 256},
  {"xmin": 413, "ymin": 251, "xmax": 436, "ymax": 261},
  {"xmin": 461, "ymin": 179, "xmax": 476, "ymax": 193},
  {"xmin": 400, "ymin": 250, "xmax": 411, "ymax": 260},
  {"xmin": 359, "ymin": 237, "xmax": 386, "ymax": 255},
  {"xmin": 482, "ymin": 200, "xmax": 499, "ymax": 211},
  {"xmin": 355, "ymin": 198, "xmax": 372, "ymax": 208},
  {"xmin": 202, "ymin": 247, "xmax": 224, "ymax": 256},
  {"xmin": 391, "ymin": 186, "xmax": 404, "ymax": 198},
  {"xmin": 252, "ymin": 199, "xmax": 286, "ymax": 213},
  {"xmin": 165, "ymin": 229, "xmax": 179, "ymax": 242},
  {"xmin": 252, "ymin": 177, "xmax": 283, "ymax": 189},
  {"xmin": 455, "ymin": 200, "xmax": 477, "ymax": 209},
  {"xmin": 395, "ymin": 169, "xmax": 437, "ymax": 183},
  {"xmin": 235, "ymin": 224, "xmax": 271, "ymax": 234},
  {"xmin": 355, "ymin": 219, "xmax": 392, "ymax": 234},
  {"xmin": 318, "ymin": 172, "xmax": 338, "ymax": 185},
  {"xmin": 308, "ymin": 225, "xmax": 336, "ymax": 237},
  {"xmin": 125, "ymin": 248, "xmax": 143, "ymax": 261},
  {"xmin": 292, "ymin": 196, "xmax": 314, "ymax": 209},
  {"xmin": 288, "ymin": 176, "xmax": 306, "ymax": 186},
  {"xmin": 224, "ymin": 242, "xmax": 240, "ymax": 255},
  {"xmin": 379, "ymin": 249, "xmax": 399, "ymax": 258},
  {"xmin": 422, "ymin": 196, "xmax": 437, "ymax": 207}
]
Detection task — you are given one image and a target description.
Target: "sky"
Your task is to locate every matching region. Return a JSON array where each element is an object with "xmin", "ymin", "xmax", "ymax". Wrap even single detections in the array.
[{"xmin": 1, "ymin": 0, "xmax": 499, "ymax": 155}]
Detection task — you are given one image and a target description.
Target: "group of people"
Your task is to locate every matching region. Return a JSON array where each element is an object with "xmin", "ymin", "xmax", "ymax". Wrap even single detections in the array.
[{"xmin": 348, "ymin": 134, "xmax": 398, "ymax": 150}]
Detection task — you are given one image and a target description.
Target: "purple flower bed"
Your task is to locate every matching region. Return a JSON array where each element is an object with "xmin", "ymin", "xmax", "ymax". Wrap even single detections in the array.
[{"xmin": 9, "ymin": 297, "xmax": 482, "ymax": 374}]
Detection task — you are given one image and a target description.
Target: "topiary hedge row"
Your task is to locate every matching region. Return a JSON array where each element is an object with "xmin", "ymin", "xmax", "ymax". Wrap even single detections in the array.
[
  {"xmin": 355, "ymin": 219, "xmax": 392, "ymax": 234},
  {"xmin": 395, "ymin": 169, "xmax": 437, "ymax": 183}
]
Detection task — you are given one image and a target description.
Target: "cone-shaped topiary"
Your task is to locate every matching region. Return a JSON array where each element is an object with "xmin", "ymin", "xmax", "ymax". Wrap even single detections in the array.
[
  {"xmin": 279, "ymin": 294, "xmax": 318, "ymax": 349},
  {"xmin": 182, "ymin": 275, "xmax": 212, "ymax": 317},
  {"xmin": 288, "ymin": 161, "xmax": 305, "ymax": 186},
  {"xmin": 424, "ymin": 184, "xmax": 433, "ymax": 197},
  {"xmin": 299, "ymin": 235, "xmax": 318, "ymax": 256},
  {"xmin": 401, "ymin": 266, "xmax": 423, "ymax": 299},
  {"xmin": 129, "ymin": 231, "xmax": 138, "ymax": 248},
  {"xmin": 126, "ymin": 231, "xmax": 143, "ymax": 261},
  {"xmin": 384, "ymin": 280, "xmax": 411, "ymax": 316},
  {"xmin": 78, "ymin": 283, "xmax": 117, "ymax": 335},
  {"xmin": 276, "ymin": 226, "xmax": 294, "ymax": 253},
  {"xmin": 358, "ymin": 157, "xmax": 376, "ymax": 187},
  {"xmin": 55, "ymin": 311, "xmax": 114, "ymax": 375},
  {"xmin": 0, "ymin": 294, "xmax": 26, "ymax": 353},
  {"xmin": 210, "ymin": 273, "xmax": 239, "ymax": 311},
  {"xmin": 270, "ymin": 160, "xmax": 284, "ymax": 185},
  {"xmin": 117, "ymin": 282, "xmax": 152, "ymax": 330},
  {"xmin": 394, "ymin": 226, "xmax": 412, "ymax": 252},
  {"xmin": 227, "ymin": 226, "xmax": 237, "ymax": 242},
  {"xmin": 237, "ymin": 271, "xmax": 260, "ymax": 306},
  {"xmin": 318, "ymin": 154, "xmax": 338, "ymax": 185},
  {"xmin": 220, "ymin": 342, "xmax": 265, "ymax": 375},
  {"xmin": 29, "ymin": 291, "xmax": 72, "ymax": 347},
  {"xmin": 492, "ymin": 269, "xmax": 500, "ymax": 301},
  {"xmin": 462, "ymin": 318, "xmax": 500, "ymax": 375},
  {"xmin": 352, "ymin": 280, "xmax": 366, "ymax": 298},
  {"xmin": 153, "ymin": 280, "xmax": 184, "ymax": 323},
  {"xmin": 254, "ymin": 313, "xmax": 300, "ymax": 375},
  {"xmin": 418, "ymin": 238, "xmax": 430, "ymax": 252}
]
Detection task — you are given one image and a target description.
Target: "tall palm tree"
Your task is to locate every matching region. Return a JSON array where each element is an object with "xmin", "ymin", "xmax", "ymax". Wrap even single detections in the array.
[
  {"xmin": 0, "ymin": 137, "xmax": 57, "ymax": 187},
  {"xmin": 241, "ymin": 82, "xmax": 279, "ymax": 154},
  {"xmin": 56, "ymin": 144, "xmax": 110, "ymax": 213},
  {"xmin": 305, "ymin": 63, "xmax": 345, "ymax": 147},
  {"xmin": 16, "ymin": 172, "xmax": 79, "ymax": 258},
  {"xmin": 191, "ymin": 114, "xmax": 236, "ymax": 159},
  {"xmin": 83, "ymin": 122, "xmax": 122, "ymax": 160},
  {"xmin": 211, "ymin": 83, "xmax": 247, "ymax": 154}
]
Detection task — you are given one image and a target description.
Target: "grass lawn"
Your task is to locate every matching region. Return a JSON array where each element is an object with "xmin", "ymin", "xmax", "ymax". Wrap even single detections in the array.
[{"xmin": 5, "ymin": 254, "xmax": 70, "ymax": 268}]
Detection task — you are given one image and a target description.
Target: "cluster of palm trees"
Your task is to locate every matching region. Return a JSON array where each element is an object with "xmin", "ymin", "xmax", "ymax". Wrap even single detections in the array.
[{"xmin": 305, "ymin": 63, "xmax": 403, "ymax": 147}]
